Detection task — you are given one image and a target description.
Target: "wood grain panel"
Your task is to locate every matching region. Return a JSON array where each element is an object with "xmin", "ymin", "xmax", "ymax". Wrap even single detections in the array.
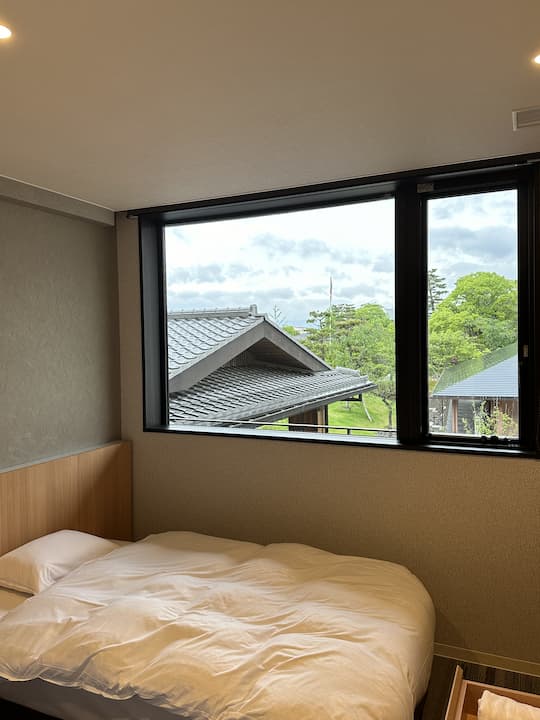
[{"xmin": 0, "ymin": 442, "xmax": 132, "ymax": 555}]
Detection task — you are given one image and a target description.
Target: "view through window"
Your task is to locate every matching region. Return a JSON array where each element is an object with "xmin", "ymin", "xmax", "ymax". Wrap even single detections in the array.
[
  {"xmin": 165, "ymin": 199, "xmax": 395, "ymax": 436},
  {"xmin": 427, "ymin": 189, "xmax": 518, "ymax": 439},
  {"xmin": 140, "ymin": 159, "xmax": 536, "ymax": 451}
]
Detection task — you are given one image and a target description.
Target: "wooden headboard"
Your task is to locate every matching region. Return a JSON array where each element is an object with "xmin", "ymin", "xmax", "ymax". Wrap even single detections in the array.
[{"xmin": 0, "ymin": 441, "xmax": 132, "ymax": 555}]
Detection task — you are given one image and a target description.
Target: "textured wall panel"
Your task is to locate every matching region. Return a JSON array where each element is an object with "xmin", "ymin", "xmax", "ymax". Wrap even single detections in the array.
[{"xmin": 0, "ymin": 198, "xmax": 120, "ymax": 468}]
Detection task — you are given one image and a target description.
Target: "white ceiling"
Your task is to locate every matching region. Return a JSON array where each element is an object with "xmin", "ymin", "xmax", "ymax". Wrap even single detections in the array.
[{"xmin": 1, "ymin": 0, "xmax": 540, "ymax": 211}]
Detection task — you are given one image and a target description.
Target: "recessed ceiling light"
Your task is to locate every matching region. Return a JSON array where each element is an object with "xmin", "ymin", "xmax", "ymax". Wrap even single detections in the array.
[
  {"xmin": 533, "ymin": 54, "xmax": 540, "ymax": 64},
  {"xmin": 0, "ymin": 25, "xmax": 12, "ymax": 39}
]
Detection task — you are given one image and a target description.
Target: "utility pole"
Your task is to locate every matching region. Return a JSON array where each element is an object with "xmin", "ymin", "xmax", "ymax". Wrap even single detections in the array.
[{"xmin": 328, "ymin": 274, "xmax": 333, "ymax": 358}]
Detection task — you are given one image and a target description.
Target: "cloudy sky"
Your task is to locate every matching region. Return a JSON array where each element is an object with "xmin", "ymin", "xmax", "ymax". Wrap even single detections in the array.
[
  {"xmin": 428, "ymin": 189, "xmax": 517, "ymax": 292},
  {"xmin": 165, "ymin": 189, "xmax": 517, "ymax": 327}
]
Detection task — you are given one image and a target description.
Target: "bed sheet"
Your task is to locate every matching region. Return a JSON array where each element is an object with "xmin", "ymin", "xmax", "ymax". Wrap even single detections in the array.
[{"xmin": 0, "ymin": 586, "xmax": 29, "ymax": 619}]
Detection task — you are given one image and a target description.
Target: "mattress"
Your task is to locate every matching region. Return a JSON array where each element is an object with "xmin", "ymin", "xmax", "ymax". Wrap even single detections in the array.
[
  {"xmin": 0, "ymin": 532, "xmax": 435, "ymax": 720},
  {"xmin": 0, "ymin": 678, "xmax": 183, "ymax": 720}
]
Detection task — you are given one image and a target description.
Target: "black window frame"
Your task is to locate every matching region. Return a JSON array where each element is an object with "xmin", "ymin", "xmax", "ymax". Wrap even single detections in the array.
[{"xmin": 134, "ymin": 153, "xmax": 540, "ymax": 456}]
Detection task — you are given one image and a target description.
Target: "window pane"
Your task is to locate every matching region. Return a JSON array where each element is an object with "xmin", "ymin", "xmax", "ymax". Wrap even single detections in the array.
[
  {"xmin": 165, "ymin": 199, "xmax": 395, "ymax": 436},
  {"xmin": 427, "ymin": 190, "xmax": 518, "ymax": 439}
]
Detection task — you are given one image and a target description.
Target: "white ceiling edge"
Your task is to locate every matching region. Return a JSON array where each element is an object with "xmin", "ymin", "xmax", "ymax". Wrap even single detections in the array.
[{"xmin": 0, "ymin": 174, "xmax": 115, "ymax": 226}]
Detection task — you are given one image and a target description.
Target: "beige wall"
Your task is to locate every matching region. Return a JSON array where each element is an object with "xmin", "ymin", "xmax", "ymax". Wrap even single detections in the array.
[
  {"xmin": 0, "ymin": 197, "xmax": 120, "ymax": 468},
  {"xmin": 118, "ymin": 214, "xmax": 540, "ymax": 665}
]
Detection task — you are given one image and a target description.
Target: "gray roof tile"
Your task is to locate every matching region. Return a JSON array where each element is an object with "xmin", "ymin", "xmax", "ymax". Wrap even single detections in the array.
[
  {"xmin": 169, "ymin": 365, "xmax": 375, "ymax": 425},
  {"xmin": 168, "ymin": 312, "xmax": 262, "ymax": 377}
]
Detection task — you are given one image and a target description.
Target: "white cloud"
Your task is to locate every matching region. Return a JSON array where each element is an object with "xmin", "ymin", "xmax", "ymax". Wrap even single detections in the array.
[
  {"xmin": 165, "ymin": 190, "xmax": 516, "ymax": 325},
  {"xmin": 166, "ymin": 199, "xmax": 395, "ymax": 325}
]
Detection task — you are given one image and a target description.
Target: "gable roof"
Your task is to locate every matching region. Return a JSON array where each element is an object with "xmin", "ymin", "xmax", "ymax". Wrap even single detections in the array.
[
  {"xmin": 168, "ymin": 306, "xmax": 328, "ymax": 393},
  {"xmin": 167, "ymin": 306, "xmax": 376, "ymax": 426},
  {"xmin": 432, "ymin": 344, "xmax": 518, "ymax": 399}
]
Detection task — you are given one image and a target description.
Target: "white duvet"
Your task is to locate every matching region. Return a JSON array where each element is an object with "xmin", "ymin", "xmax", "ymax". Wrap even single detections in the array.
[{"xmin": 0, "ymin": 532, "xmax": 435, "ymax": 720}]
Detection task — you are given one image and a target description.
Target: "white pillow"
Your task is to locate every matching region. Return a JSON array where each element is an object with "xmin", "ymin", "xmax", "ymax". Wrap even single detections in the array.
[
  {"xmin": 0, "ymin": 530, "xmax": 119, "ymax": 594},
  {"xmin": 478, "ymin": 690, "xmax": 540, "ymax": 720}
]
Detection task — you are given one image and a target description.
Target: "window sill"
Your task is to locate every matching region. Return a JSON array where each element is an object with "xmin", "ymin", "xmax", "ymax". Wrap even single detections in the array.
[{"xmin": 143, "ymin": 425, "xmax": 538, "ymax": 459}]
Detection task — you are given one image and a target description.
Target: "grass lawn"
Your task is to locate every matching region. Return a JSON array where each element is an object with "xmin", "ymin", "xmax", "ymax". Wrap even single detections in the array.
[
  {"xmin": 260, "ymin": 394, "xmax": 396, "ymax": 435},
  {"xmin": 327, "ymin": 395, "xmax": 395, "ymax": 435}
]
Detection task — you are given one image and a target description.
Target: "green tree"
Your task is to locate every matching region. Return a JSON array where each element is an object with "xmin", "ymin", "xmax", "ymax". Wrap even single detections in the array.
[
  {"xmin": 374, "ymin": 378, "xmax": 396, "ymax": 429},
  {"xmin": 429, "ymin": 271, "xmax": 517, "ymax": 377},
  {"xmin": 347, "ymin": 305, "xmax": 395, "ymax": 428},
  {"xmin": 427, "ymin": 268, "xmax": 447, "ymax": 316},
  {"xmin": 282, "ymin": 324, "xmax": 299, "ymax": 336},
  {"xmin": 304, "ymin": 304, "xmax": 357, "ymax": 363},
  {"xmin": 332, "ymin": 304, "xmax": 394, "ymax": 383},
  {"xmin": 304, "ymin": 303, "xmax": 396, "ymax": 427}
]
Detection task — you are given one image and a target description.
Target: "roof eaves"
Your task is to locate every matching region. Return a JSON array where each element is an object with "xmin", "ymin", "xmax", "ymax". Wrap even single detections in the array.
[
  {"xmin": 174, "ymin": 373, "xmax": 377, "ymax": 426},
  {"xmin": 246, "ymin": 381, "xmax": 378, "ymax": 426}
]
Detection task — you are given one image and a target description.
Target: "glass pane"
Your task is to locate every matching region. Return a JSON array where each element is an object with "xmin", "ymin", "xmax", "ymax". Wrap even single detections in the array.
[
  {"xmin": 165, "ymin": 199, "xmax": 395, "ymax": 436},
  {"xmin": 427, "ymin": 190, "xmax": 518, "ymax": 439}
]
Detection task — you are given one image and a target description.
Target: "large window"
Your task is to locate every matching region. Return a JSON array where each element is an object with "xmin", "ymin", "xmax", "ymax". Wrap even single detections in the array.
[
  {"xmin": 137, "ymin": 155, "xmax": 539, "ymax": 454},
  {"xmin": 164, "ymin": 200, "xmax": 395, "ymax": 437},
  {"xmin": 427, "ymin": 190, "xmax": 519, "ymax": 439}
]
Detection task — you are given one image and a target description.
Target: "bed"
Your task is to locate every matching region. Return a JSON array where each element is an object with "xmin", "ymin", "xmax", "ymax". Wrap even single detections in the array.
[{"xmin": 0, "ymin": 444, "xmax": 435, "ymax": 720}]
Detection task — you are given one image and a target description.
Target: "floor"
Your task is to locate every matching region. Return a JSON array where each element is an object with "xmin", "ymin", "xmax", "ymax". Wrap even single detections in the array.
[{"xmin": 459, "ymin": 659, "xmax": 540, "ymax": 694}]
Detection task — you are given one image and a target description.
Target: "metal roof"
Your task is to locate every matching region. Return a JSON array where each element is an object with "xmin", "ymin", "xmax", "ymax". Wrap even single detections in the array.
[
  {"xmin": 432, "ymin": 355, "xmax": 518, "ymax": 398},
  {"xmin": 169, "ymin": 365, "xmax": 376, "ymax": 426},
  {"xmin": 432, "ymin": 343, "xmax": 516, "ymax": 394}
]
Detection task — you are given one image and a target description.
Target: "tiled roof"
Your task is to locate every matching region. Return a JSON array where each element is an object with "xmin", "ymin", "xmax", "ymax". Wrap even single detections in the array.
[
  {"xmin": 167, "ymin": 306, "xmax": 375, "ymax": 424},
  {"xmin": 168, "ymin": 309, "xmax": 263, "ymax": 377},
  {"xmin": 169, "ymin": 365, "xmax": 375, "ymax": 425},
  {"xmin": 433, "ymin": 355, "xmax": 517, "ymax": 398}
]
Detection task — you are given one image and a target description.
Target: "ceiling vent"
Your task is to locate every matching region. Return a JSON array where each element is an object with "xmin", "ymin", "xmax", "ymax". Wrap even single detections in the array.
[{"xmin": 512, "ymin": 106, "xmax": 540, "ymax": 130}]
